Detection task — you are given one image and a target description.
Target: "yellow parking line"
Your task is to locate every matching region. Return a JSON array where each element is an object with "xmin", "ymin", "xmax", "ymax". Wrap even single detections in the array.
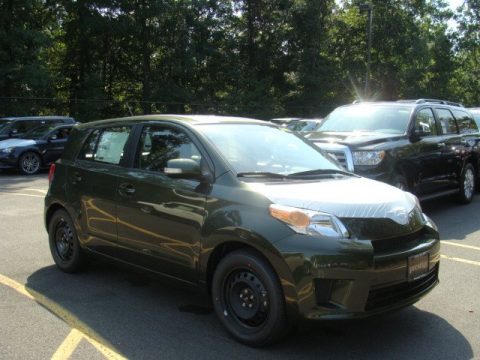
[
  {"xmin": 441, "ymin": 254, "xmax": 480, "ymax": 267},
  {"xmin": 0, "ymin": 192, "xmax": 44, "ymax": 198},
  {"xmin": 0, "ymin": 273, "xmax": 126, "ymax": 360},
  {"xmin": 51, "ymin": 329, "xmax": 83, "ymax": 360},
  {"xmin": 441, "ymin": 241, "xmax": 480, "ymax": 252}
]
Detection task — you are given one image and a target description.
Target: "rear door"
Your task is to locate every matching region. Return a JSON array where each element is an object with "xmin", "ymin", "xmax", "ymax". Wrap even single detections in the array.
[
  {"xmin": 67, "ymin": 125, "xmax": 133, "ymax": 257},
  {"xmin": 115, "ymin": 123, "xmax": 208, "ymax": 284}
]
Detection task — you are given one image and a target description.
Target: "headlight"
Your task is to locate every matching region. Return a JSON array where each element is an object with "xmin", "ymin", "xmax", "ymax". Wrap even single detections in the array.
[
  {"xmin": 0, "ymin": 147, "xmax": 14, "ymax": 154},
  {"xmin": 352, "ymin": 150, "xmax": 385, "ymax": 166},
  {"xmin": 269, "ymin": 204, "xmax": 350, "ymax": 238}
]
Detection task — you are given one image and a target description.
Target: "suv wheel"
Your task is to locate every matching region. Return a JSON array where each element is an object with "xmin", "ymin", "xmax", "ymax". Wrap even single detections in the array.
[
  {"xmin": 48, "ymin": 209, "xmax": 84, "ymax": 273},
  {"xmin": 211, "ymin": 249, "xmax": 288, "ymax": 347},
  {"xmin": 458, "ymin": 163, "xmax": 475, "ymax": 204},
  {"xmin": 19, "ymin": 151, "xmax": 41, "ymax": 175}
]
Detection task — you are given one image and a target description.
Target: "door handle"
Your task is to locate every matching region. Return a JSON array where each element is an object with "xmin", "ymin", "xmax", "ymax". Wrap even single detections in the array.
[{"xmin": 119, "ymin": 183, "xmax": 136, "ymax": 196}]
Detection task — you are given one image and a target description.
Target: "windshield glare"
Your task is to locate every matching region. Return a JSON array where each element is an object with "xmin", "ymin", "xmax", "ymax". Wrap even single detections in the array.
[
  {"xmin": 197, "ymin": 124, "xmax": 341, "ymax": 175},
  {"xmin": 319, "ymin": 105, "xmax": 412, "ymax": 134}
]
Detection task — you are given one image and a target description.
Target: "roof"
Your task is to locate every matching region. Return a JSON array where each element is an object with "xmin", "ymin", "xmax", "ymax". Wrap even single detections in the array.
[
  {"xmin": 0, "ymin": 116, "xmax": 74, "ymax": 121},
  {"xmin": 76, "ymin": 114, "xmax": 266, "ymax": 129}
]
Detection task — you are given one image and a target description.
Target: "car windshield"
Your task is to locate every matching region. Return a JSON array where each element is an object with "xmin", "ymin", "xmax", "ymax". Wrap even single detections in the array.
[
  {"xmin": 197, "ymin": 124, "xmax": 342, "ymax": 175},
  {"xmin": 318, "ymin": 104, "xmax": 412, "ymax": 134},
  {"xmin": 23, "ymin": 124, "xmax": 57, "ymax": 139},
  {"xmin": 0, "ymin": 119, "xmax": 13, "ymax": 132}
]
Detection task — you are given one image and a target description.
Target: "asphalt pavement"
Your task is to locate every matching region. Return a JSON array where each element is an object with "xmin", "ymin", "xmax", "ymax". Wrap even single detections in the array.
[{"xmin": 0, "ymin": 172, "xmax": 478, "ymax": 360}]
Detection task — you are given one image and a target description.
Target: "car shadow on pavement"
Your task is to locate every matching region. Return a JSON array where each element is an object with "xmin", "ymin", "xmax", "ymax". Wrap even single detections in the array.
[
  {"xmin": 26, "ymin": 262, "xmax": 474, "ymax": 360},
  {"xmin": 422, "ymin": 195, "xmax": 480, "ymax": 240}
]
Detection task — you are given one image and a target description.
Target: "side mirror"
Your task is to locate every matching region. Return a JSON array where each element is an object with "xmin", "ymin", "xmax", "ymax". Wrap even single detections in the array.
[
  {"xmin": 49, "ymin": 135, "xmax": 58, "ymax": 141},
  {"xmin": 165, "ymin": 158, "xmax": 203, "ymax": 180}
]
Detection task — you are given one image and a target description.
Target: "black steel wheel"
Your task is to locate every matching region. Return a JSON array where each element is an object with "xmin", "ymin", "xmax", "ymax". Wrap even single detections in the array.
[
  {"xmin": 457, "ymin": 163, "xmax": 475, "ymax": 204},
  {"xmin": 212, "ymin": 249, "xmax": 288, "ymax": 347},
  {"xmin": 48, "ymin": 209, "xmax": 84, "ymax": 273},
  {"xmin": 19, "ymin": 151, "xmax": 41, "ymax": 175}
]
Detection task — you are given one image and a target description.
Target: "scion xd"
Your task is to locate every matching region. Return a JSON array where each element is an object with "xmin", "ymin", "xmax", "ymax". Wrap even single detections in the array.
[{"xmin": 45, "ymin": 115, "xmax": 440, "ymax": 346}]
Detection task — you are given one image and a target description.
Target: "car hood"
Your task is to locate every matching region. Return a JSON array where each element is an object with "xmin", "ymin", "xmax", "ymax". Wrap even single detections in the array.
[
  {"xmin": 247, "ymin": 176, "xmax": 417, "ymax": 225},
  {"xmin": 307, "ymin": 131, "xmax": 404, "ymax": 147},
  {"xmin": 0, "ymin": 138, "xmax": 36, "ymax": 149}
]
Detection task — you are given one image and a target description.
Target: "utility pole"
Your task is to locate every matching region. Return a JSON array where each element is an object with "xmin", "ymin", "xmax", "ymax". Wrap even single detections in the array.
[{"xmin": 359, "ymin": 3, "xmax": 373, "ymax": 98}]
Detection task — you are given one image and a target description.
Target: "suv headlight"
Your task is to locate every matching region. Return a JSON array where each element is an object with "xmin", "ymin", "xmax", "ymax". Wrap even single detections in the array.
[
  {"xmin": 352, "ymin": 150, "xmax": 385, "ymax": 166},
  {"xmin": 0, "ymin": 147, "xmax": 14, "ymax": 154},
  {"xmin": 269, "ymin": 204, "xmax": 350, "ymax": 238}
]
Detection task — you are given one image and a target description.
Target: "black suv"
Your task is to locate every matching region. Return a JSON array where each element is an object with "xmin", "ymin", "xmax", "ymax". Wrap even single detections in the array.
[
  {"xmin": 306, "ymin": 99, "xmax": 480, "ymax": 203},
  {"xmin": 0, "ymin": 116, "xmax": 75, "ymax": 141}
]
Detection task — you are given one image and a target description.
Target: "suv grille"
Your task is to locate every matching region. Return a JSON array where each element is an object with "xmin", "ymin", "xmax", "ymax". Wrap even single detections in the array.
[
  {"xmin": 326, "ymin": 150, "xmax": 348, "ymax": 168},
  {"xmin": 365, "ymin": 264, "xmax": 438, "ymax": 311},
  {"xmin": 314, "ymin": 143, "xmax": 354, "ymax": 171}
]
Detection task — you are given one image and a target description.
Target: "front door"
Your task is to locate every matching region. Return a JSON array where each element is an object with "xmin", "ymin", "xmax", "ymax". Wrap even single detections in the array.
[{"xmin": 115, "ymin": 124, "xmax": 207, "ymax": 284}]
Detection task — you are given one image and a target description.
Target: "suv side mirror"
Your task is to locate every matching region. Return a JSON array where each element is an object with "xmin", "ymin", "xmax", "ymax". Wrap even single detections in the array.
[{"xmin": 165, "ymin": 158, "xmax": 205, "ymax": 181}]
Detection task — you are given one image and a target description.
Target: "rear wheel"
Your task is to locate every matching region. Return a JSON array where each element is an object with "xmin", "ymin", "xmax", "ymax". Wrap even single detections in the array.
[
  {"xmin": 48, "ymin": 209, "xmax": 84, "ymax": 273},
  {"xmin": 211, "ymin": 249, "xmax": 288, "ymax": 347},
  {"xmin": 19, "ymin": 151, "xmax": 41, "ymax": 175},
  {"xmin": 457, "ymin": 163, "xmax": 475, "ymax": 204}
]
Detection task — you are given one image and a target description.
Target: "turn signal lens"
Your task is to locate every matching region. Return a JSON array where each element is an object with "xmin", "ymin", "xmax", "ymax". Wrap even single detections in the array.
[
  {"xmin": 269, "ymin": 204, "xmax": 310, "ymax": 227},
  {"xmin": 48, "ymin": 163, "xmax": 56, "ymax": 185}
]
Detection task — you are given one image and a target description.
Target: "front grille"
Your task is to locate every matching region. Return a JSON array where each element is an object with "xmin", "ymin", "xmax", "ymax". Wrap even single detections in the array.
[
  {"xmin": 371, "ymin": 229, "xmax": 424, "ymax": 253},
  {"xmin": 326, "ymin": 150, "xmax": 348, "ymax": 169},
  {"xmin": 365, "ymin": 264, "xmax": 438, "ymax": 311}
]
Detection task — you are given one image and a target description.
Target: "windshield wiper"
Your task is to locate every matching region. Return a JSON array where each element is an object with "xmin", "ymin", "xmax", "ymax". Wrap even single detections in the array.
[
  {"xmin": 236, "ymin": 172, "xmax": 286, "ymax": 179},
  {"xmin": 287, "ymin": 169, "xmax": 355, "ymax": 178}
]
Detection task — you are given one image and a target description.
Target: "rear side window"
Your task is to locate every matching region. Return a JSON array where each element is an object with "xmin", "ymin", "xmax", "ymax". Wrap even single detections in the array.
[
  {"xmin": 436, "ymin": 109, "xmax": 458, "ymax": 135},
  {"xmin": 453, "ymin": 110, "xmax": 478, "ymax": 134},
  {"xmin": 78, "ymin": 127, "xmax": 131, "ymax": 165},
  {"xmin": 135, "ymin": 125, "xmax": 201, "ymax": 173}
]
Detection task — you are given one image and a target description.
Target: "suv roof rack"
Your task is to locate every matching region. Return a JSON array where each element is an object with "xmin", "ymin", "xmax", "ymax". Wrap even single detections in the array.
[{"xmin": 397, "ymin": 99, "xmax": 464, "ymax": 107}]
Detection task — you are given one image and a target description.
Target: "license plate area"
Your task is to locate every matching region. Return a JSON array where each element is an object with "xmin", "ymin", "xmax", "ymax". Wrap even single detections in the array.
[{"xmin": 408, "ymin": 252, "xmax": 429, "ymax": 281}]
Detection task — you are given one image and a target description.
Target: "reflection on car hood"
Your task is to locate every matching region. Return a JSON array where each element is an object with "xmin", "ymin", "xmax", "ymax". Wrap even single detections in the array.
[
  {"xmin": 248, "ymin": 177, "xmax": 417, "ymax": 225},
  {"xmin": 307, "ymin": 131, "xmax": 404, "ymax": 146},
  {"xmin": 0, "ymin": 138, "xmax": 36, "ymax": 149}
]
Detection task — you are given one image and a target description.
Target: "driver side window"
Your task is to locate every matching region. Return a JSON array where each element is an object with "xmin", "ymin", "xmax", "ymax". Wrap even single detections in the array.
[
  {"xmin": 135, "ymin": 125, "xmax": 201, "ymax": 173},
  {"xmin": 414, "ymin": 108, "xmax": 437, "ymax": 136}
]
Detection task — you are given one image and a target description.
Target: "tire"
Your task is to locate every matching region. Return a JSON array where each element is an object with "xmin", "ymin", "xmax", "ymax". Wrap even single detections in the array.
[
  {"xmin": 19, "ymin": 151, "xmax": 41, "ymax": 175},
  {"xmin": 457, "ymin": 163, "xmax": 476, "ymax": 204},
  {"xmin": 48, "ymin": 209, "xmax": 84, "ymax": 273},
  {"xmin": 211, "ymin": 249, "xmax": 288, "ymax": 347},
  {"xmin": 392, "ymin": 174, "xmax": 409, "ymax": 192}
]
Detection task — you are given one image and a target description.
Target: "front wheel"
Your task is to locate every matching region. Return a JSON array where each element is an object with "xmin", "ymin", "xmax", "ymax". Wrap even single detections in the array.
[
  {"xmin": 48, "ymin": 209, "xmax": 85, "ymax": 273},
  {"xmin": 211, "ymin": 249, "xmax": 288, "ymax": 347},
  {"xmin": 457, "ymin": 163, "xmax": 475, "ymax": 204},
  {"xmin": 19, "ymin": 151, "xmax": 41, "ymax": 175}
]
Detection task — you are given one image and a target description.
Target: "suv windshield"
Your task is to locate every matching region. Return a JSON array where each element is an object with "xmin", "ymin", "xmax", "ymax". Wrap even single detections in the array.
[
  {"xmin": 197, "ymin": 124, "xmax": 341, "ymax": 175},
  {"xmin": 319, "ymin": 104, "xmax": 412, "ymax": 134}
]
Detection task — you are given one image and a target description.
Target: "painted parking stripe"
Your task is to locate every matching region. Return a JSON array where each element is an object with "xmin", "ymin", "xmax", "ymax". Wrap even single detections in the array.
[
  {"xmin": 0, "ymin": 273, "xmax": 126, "ymax": 360},
  {"xmin": 51, "ymin": 329, "xmax": 83, "ymax": 360},
  {"xmin": 441, "ymin": 241, "xmax": 480, "ymax": 252},
  {"xmin": 441, "ymin": 254, "xmax": 480, "ymax": 267}
]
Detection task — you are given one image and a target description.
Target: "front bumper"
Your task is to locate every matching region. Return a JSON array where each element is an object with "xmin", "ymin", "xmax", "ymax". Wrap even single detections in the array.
[
  {"xmin": 0, "ymin": 153, "xmax": 17, "ymax": 169},
  {"xmin": 276, "ymin": 224, "xmax": 440, "ymax": 321}
]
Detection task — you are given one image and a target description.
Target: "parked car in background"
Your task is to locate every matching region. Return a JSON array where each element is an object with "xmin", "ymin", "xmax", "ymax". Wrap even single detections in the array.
[
  {"xmin": 468, "ymin": 108, "xmax": 480, "ymax": 128},
  {"xmin": 306, "ymin": 99, "xmax": 480, "ymax": 203},
  {"xmin": 0, "ymin": 124, "xmax": 74, "ymax": 174},
  {"xmin": 269, "ymin": 117, "xmax": 301, "ymax": 127},
  {"xmin": 0, "ymin": 116, "xmax": 75, "ymax": 141},
  {"xmin": 45, "ymin": 115, "xmax": 439, "ymax": 346},
  {"xmin": 287, "ymin": 118, "xmax": 324, "ymax": 133}
]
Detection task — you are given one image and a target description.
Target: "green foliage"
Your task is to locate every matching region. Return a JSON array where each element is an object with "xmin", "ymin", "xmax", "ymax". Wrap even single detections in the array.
[{"xmin": 0, "ymin": 0, "xmax": 478, "ymax": 120}]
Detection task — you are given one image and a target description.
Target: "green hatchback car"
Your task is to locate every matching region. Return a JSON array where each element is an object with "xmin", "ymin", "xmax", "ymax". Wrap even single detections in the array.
[{"xmin": 45, "ymin": 115, "xmax": 440, "ymax": 346}]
